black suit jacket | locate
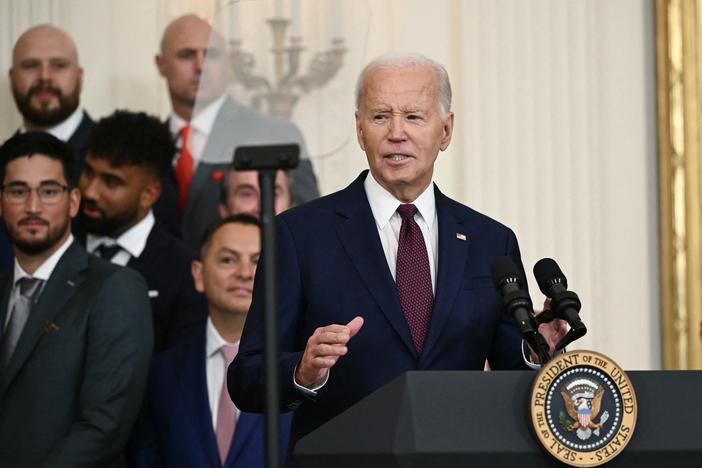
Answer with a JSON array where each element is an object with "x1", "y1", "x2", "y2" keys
[
  {"x1": 66, "y1": 111, "x2": 96, "y2": 183},
  {"x1": 0, "y1": 240, "x2": 153, "y2": 468},
  {"x1": 126, "y1": 222, "x2": 207, "y2": 353}
]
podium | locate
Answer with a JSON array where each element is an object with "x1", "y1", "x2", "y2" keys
[{"x1": 295, "y1": 370, "x2": 702, "y2": 467}]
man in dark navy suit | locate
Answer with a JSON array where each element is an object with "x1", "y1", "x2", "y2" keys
[
  {"x1": 76, "y1": 110, "x2": 205, "y2": 353},
  {"x1": 135, "y1": 215, "x2": 291, "y2": 468},
  {"x1": 229, "y1": 54, "x2": 567, "y2": 460}
]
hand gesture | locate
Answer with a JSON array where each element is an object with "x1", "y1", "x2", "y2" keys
[{"x1": 295, "y1": 316, "x2": 364, "y2": 388}]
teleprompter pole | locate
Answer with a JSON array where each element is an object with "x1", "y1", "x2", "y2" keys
[{"x1": 233, "y1": 144, "x2": 300, "y2": 468}]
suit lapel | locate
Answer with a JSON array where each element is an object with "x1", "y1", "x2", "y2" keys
[
  {"x1": 0, "y1": 241, "x2": 88, "y2": 395},
  {"x1": 177, "y1": 331, "x2": 221, "y2": 467},
  {"x1": 335, "y1": 173, "x2": 417, "y2": 357},
  {"x1": 225, "y1": 412, "x2": 261, "y2": 467},
  {"x1": 420, "y1": 188, "x2": 470, "y2": 362}
]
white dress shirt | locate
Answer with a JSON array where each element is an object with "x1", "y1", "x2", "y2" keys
[
  {"x1": 363, "y1": 171, "x2": 438, "y2": 291},
  {"x1": 205, "y1": 317, "x2": 240, "y2": 430},
  {"x1": 85, "y1": 211, "x2": 155, "y2": 266},
  {"x1": 5, "y1": 235, "x2": 73, "y2": 327},
  {"x1": 294, "y1": 173, "x2": 439, "y2": 394},
  {"x1": 21, "y1": 107, "x2": 84, "y2": 142},
  {"x1": 169, "y1": 94, "x2": 227, "y2": 168}
]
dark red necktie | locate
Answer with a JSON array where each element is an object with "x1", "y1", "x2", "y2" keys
[
  {"x1": 174, "y1": 125, "x2": 194, "y2": 214},
  {"x1": 395, "y1": 204, "x2": 433, "y2": 355}
]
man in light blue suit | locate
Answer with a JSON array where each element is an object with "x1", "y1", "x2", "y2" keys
[
  {"x1": 135, "y1": 215, "x2": 291, "y2": 468},
  {"x1": 229, "y1": 54, "x2": 566, "y2": 464}
]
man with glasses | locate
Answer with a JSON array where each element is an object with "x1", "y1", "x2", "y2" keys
[{"x1": 0, "y1": 132, "x2": 153, "y2": 468}]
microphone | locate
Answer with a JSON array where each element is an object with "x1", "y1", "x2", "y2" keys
[
  {"x1": 490, "y1": 256, "x2": 550, "y2": 365},
  {"x1": 533, "y1": 258, "x2": 587, "y2": 350}
]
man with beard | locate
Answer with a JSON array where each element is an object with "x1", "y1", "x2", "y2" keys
[
  {"x1": 153, "y1": 14, "x2": 320, "y2": 248},
  {"x1": 2, "y1": 25, "x2": 95, "y2": 269},
  {"x1": 0, "y1": 131, "x2": 152, "y2": 468},
  {"x1": 77, "y1": 110, "x2": 206, "y2": 353},
  {"x1": 9, "y1": 24, "x2": 95, "y2": 180}
]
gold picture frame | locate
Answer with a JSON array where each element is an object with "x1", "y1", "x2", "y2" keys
[{"x1": 656, "y1": 0, "x2": 702, "y2": 369}]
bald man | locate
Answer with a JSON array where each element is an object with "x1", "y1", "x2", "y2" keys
[
  {"x1": 9, "y1": 25, "x2": 95, "y2": 179},
  {"x1": 152, "y1": 14, "x2": 320, "y2": 247}
]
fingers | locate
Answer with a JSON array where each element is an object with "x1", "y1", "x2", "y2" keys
[
  {"x1": 346, "y1": 316, "x2": 364, "y2": 337},
  {"x1": 296, "y1": 317, "x2": 364, "y2": 388}
]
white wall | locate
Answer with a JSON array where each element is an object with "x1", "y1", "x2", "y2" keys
[{"x1": 0, "y1": 0, "x2": 660, "y2": 369}]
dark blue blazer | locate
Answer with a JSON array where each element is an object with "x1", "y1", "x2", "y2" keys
[
  {"x1": 135, "y1": 327, "x2": 292, "y2": 468},
  {"x1": 229, "y1": 171, "x2": 529, "y2": 449}
]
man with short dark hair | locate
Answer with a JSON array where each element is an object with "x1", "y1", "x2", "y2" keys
[
  {"x1": 135, "y1": 215, "x2": 291, "y2": 468},
  {"x1": 77, "y1": 110, "x2": 206, "y2": 353},
  {"x1": 218, "y1": 168, "x2": 292, "y2": 218},
  {"x1": 0, "y1": 131, "x2": 152, "y2": 468}
]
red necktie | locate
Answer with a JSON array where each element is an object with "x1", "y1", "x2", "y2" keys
[
  {"x1": 216, "y1": 344, "x2": 238, "y2": 464},
  {"x1": 175, "y1": 125, "x2": 194, "y2": 214},
  {"x1": 395, "y1": 204, "x2": 434, "y2": 355}
]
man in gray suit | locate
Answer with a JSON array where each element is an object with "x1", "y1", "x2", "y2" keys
[
  {"x1": 0, "y1": 132, "x2": 153, "y2": 468},
  {"x1": 153, "y1": 14, "x2": 320, "y2": 248}
]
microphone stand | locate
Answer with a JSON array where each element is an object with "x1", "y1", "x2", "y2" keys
[{"x1": 233, "y1": 144, "x2": 300, "y2": 468}]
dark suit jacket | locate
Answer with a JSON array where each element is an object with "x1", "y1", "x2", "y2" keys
[
  {"x1": 153, "y1": 97, "x2": 320, "y2": 248},
  {"x1": 126, "y1": 222, "x2": 207, "y2": 353},
  {"x1": 74, "y1": 220, "x2": 207, "y2": 354},
  {"x1": 134, "y1": 327, "x2": 292, "y2": 468},
  {"x1": 229, "y1": 171, "x2": 529, "y2": 450},
  {"x1": 67, "y1": 111, "x2": 96, "y2": 182},
  {"x1": 0, "y1": 240, "x2": 153, "y2": 468}
]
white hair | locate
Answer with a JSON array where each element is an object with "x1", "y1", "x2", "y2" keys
[{"x1": 354, "y1": 53, "x2": 452, "y2": 119}]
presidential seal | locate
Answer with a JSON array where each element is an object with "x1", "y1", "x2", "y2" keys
[{"x1": 530, "y1": 350, "x2": 637, "y2": 467}]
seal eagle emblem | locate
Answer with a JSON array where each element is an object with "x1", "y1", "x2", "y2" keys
[
  {"x1": 560, "y1": 379, "x2": 610, "y2": 440},
  {"x1": 530, "y1": 350, "x2": 638, "y2": 467}
]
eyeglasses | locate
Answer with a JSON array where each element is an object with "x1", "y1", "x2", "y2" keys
[{"x1": 1, "y1": 183, "x2": 69, "y2": 205}]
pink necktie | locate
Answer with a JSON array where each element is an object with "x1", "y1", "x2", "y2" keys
[
  {"x1": 395, "y1": 204, "x2": 434, "y2": 355},
  {"x1": 216, "y1": 344, "x2": 238, "y2": 464}
]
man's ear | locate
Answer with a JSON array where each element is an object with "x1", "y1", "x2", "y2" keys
[
  {"x1": 218, "y1": 202, "x2": 229, "y2": 218},
  {"x1": 155, "y1": 54, "x2": 166, "y2": 77},
  {"x1": 439, "y1": 112, "x2": 454, "y2": 151},
  {"x1": 68, "y1": 188, "x2": 81, "y2": 218},
  {"x1": 140, "y1": 180, "x2": 162, "y2": 210},
  {"x1": 191, "y1": 260, "x2": 205, "y2": 293},
  {"x1": 355, "y1": 111, "x2": 366, "y2": 151}
]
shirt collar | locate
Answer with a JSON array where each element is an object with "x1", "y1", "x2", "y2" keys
[
  {"x1": 13, "y1": 235, "x2": 74, "y2": 284},
  {"x1": 21, "y1": 107, "x2": 84, "y2": 143},
  {"x1": 205, "y1": 316, "x2": 239, "y2": 359},
  {"x1": 169, "y1": 94, "x2": 227, "y2": 137},
  {"x1": 86, "y1": 210, "x2": 155, "y2": 258},
  {"x1": 363, "y1": 171, "x2": 436, "y2": 230}
]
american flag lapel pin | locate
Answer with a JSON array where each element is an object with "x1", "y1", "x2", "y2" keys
[{"x1": 456, "y1": 233, "x2": 467, "y2": 241}]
